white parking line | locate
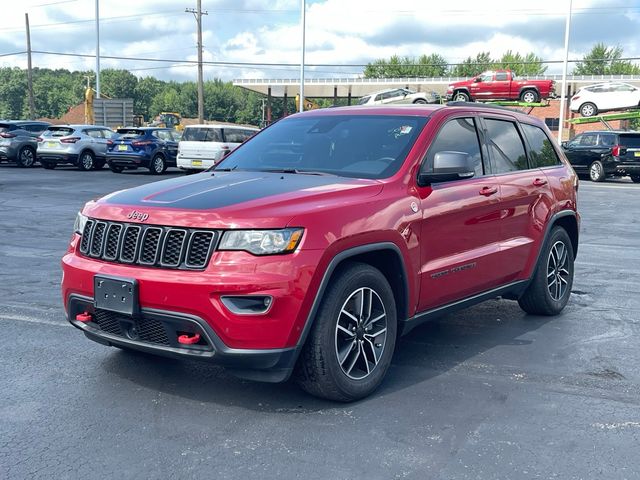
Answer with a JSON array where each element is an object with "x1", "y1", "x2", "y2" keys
[
  {"x1": 579, "y1": 183, "x2": 639, "y2": 190},
  {"x1": 0, "y1": 314, "x2": 70, "y2": 327}
]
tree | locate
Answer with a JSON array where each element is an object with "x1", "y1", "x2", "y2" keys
[
  {"x1": 497, "y1": 51, "x2": 547, "y2": 76},
  {"x1": 574, "y1": 43, "x2": 640, "y2": 75},
  {"x1": 451, "y1": 52, "x2": 494, "y2": 77},
  {"x1": 0, "y1": 68, "x2": 27, "y2": 119},
  {"x1": 364, "y1": 54, "x2": 448, "y2": 78},
  {"x1": 100, "y1": 69, "x2": 138, "y2": 99},
  {"x1": 134, "y1": 76, "x2": 165, "y2": 118}
]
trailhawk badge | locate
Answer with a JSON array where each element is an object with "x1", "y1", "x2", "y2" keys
[{"x1": 127, "y1": 210, "x2": 149, "y2": 222}]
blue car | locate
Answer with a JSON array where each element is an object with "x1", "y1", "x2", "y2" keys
[{"x1": 106, "y1": 127, "x2": 181, "y2": 174}]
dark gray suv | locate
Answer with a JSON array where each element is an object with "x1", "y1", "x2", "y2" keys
[{"x1": 0, "y1": 121, "x2": 51, "y2": 167}]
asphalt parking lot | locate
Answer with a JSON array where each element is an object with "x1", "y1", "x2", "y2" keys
[{"x1": 1, "y1": 165, "x2": 639, "y2": 480}]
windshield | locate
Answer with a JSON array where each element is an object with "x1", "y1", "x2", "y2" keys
[{"x1": 215, "y1": 114, "x2": 429, "y2": 179}]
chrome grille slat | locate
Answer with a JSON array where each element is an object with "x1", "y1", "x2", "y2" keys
[{"x1": 78, "y1": 219, "x2": 216, "y2": 270}]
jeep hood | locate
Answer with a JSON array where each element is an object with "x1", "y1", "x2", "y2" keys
[{"x1": 84, "y1": 170, "x2": 384, "y2": 229}]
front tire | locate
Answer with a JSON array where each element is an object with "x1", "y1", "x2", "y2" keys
[
  {"x1": 17, "y1": 147, "x2": 36, "y2": 167},
  {"x1": 149, "y1": 154, "x2": 166, "y2": 175},
  {"x1": 108, "y1": 163, "x2": 124, "y2": 173},
  {"x1": 295, "y1": 262, "x2": 397, "y2": 402},
  {"x1": 518, "y1": 227, "x2": 574, "y2": 316},
  {"x1": 413, "y1": 98, "x2": 428, "y2": 104},
  {"x1": 580, "y1": 102, "x2": 598, "y2": 117},
  {"x1": 78, "y1": 151, "x2": 95, "y2": 171},
  {"x1": 589, "y1": 160, "x2": 606, "y2": 182},
  {"x1": 453, "y1": 91, "x2": 470, "y2": 102}
]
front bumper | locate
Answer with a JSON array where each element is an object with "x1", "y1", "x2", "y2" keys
[{"x1": 67, "y1": 294, "x2": 297, "y2": 382}]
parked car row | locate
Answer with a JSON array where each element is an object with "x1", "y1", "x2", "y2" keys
[{"x1": 0, "y1": 122, "x2": 259, "y2": 174}]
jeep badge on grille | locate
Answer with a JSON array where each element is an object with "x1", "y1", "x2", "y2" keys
[{"x1": 127, "y1": 210, "x2": 149, "y2": 222}]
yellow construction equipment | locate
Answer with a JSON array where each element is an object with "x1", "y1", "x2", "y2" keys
[
  {"x1": 150, "y1": 112, "x2": 184, "y2": 131},
  {"x1": 295, "y1": 95, "x2": 320, "y2": 111}
]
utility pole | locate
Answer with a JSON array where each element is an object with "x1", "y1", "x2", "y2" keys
[
  {"x1": 25, "y1": 13, "x2": 35, "y2": 120},
  {"x1": 558, "y1": 0, "x2": 572, "y2": 142},
  {"x1": 186, "y1": 1, "x2": 208, "y2": 123},
  {"x1": 95, "y1": 0, "x2": 100, "y2": 98},
  {"x1": 299, "y1": 0, "x2": 306, "y2": 113}
]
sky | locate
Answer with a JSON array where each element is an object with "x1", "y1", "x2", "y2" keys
[{"x1": 0, "y1": 0, "x2": 639, "y2": 83}]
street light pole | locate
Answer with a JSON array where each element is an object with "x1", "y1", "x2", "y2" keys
[
  {"x1": 557, "y1": 0, "x2": 572, "y2": 142},
  {"x1": 299, "y1": 0, "x2": 306, "y2": 113},
  {"x1": 95, "y1": 0, "x2": 100, "y2": 98}
]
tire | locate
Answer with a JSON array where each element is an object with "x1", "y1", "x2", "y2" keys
[
  {"x1": 78, "y1": 151, "x2": 95, "y2": 171},
  {"x1": 41, "y1": 161, "x2": 56, "y2": 170},
  {"x1": 149, "y1": 154, "x2": 166, "y2": 175},
  {"x1": 520, "y1": 90, "x2": 539, "y2": 103},
  {"x1": 589, "y1": 160, "x2": 606, "y2": 182},
  {"x1": 413, "y1": 98, "x2": 428, "y2": 104},
  {"x1": 93, "y1": 159, "x2": 105, "y2": 170},
  {"x1": 109, "y1": 164, "x2": 124, "y2": 173},
  {"x1": 630, "y1": 175, "x2": 640, "y2": 183},
  {"x1": 17, "y1": 147, "x2": 36, "y2": 167},
  {"x1": 580, "y1": 102, "x2": 598, "y2": 117},
  {"x1": 295, "y1": 262, "x2": 397, "y2": 402},
  {"x1": 453, "y1": 91, "x2": 470, "y2": 102},
  {"x1": 518, "y1": 226, "x2": 574, "y2": 316}
]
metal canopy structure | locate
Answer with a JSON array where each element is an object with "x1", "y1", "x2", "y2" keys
[{"x1": 233, "y1": 74, "x2": 640, "y2": 99}]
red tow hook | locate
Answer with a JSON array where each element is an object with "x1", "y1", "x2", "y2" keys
[
  {"x1": 76, "y1": 311, "x2": 92, "y2": 323},
  {"x1": 178, "y1": 333, "x2": 201, "y2": 345}
]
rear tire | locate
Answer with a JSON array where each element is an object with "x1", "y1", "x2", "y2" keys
[
  {"x1": 413, "y1": 99, "x2": 428, "y2": 104},
  {"x1": 518, "y1": 226, "x2": 574, "y2": 316},
  {"x1": 41, "y1": 161, "x2": 56, "y2": 170},
  {"x1": 589, "y1": 160, "x2": 606, "y2": 182},
  {"x1": 295, "y1": 262, "x2": 397, "y2": 402},
  {"x1": 520, "y1": 90, "x2": 539, "y2": 103},
  {"x1": 580, "y1": 102, "x2": 598, "y2": 117},
  {"x1": 149, "y1": 154, "x2": 166, "y2": 175},
  {"x1": 630, "y1": 175, "x2": 640, "y2": 183},
  {"x1": 17, "y1": 147, "x2": 36, "y2": 167},
  {"x1": 93, "y1": 159, "x2": 105, "y2": 170},
  {"x1": 78, "y1": 151, "x2": 95, "y2": 171},
  {"x1": 109, "y1": 164, "x2": 124, "y2": 173}
]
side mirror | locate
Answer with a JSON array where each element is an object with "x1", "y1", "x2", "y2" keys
[
  {"x1": 560, "y1": 141, "x2": 568, "y2": 148},
  {"x1": 474, "y1": 77, "x2": 482, "y2": 83},
  {"x1": 418, "y1": 151, "x2": 476, "y2": 186}
]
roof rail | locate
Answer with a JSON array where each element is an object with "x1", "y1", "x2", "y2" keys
[{"x1": 446, "y1": 101, "x2": 520, "y2": 113}]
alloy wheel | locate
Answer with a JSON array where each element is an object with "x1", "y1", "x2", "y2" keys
[
  {"x1": 81, "y1": 153, "x2": 94, "y2": 170},
  {"x1": 547, "y1": 240, "x2": 570, "y2": 301},
  {"x1": 334, "y1": 287, "x2": 388, "y2": 380},
  {"x1": 589, "y1": 162, "x2": 603, "y2": 181},
  {"x1": 522, "y1": 91, "x2": 536, "y2": 103},
  {"x1": 20, "y1": 148, "x2": 35, "y2": 167}
]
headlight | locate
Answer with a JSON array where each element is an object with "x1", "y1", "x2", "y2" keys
[
  {"x1": 219, "y1": 228, "x2": 304, "y2": 255},
  {"x1": 74, "y1": 211, "x2": 88, "y2": 234}
]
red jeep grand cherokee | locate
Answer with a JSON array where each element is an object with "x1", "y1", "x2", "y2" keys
[{"x1": 62, "y1": 104, "x2": 579, "y2": 401}]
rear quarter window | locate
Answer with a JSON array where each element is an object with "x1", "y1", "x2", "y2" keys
[
  {"x1": 484, "y1": 118, "x2": 529, "y2": 173},
  {"x1": 521, "y1": 123, "x2": 562, "y2": 168},
  {"x1": 619, "y1": 134, "x2": 640, "y2": 149}
]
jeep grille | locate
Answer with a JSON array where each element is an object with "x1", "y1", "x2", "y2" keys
[{"x1": 79, "y1": 219, "x2": 217, "y2": 270}]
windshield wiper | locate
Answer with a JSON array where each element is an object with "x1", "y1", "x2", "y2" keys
[
  {"x1": 213, "y1": 165, "x2": 239, "y2": 172},
  {"x1": 263, "y1": 168, "x2": 336, "y2": 176}
]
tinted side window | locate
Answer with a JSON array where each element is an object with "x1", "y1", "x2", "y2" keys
[
  {"x1": 421, "y1": 117, "x2": 484, "y2": 177},
  {"x1": 495, "y1": 72, "x2": 508, "y2": 81},
  {"x1": 580, "y1": 134, "x2": 597, "y2": 146},
  {"x1": 85, "y1": 129, "x2": 103, "y2": 139},
  {"x1": 484, "y1": 118, "x2": 528, "y2": 173},
  {"x1": 25, "y1": 123, "x2": 47, "y2": 133},
  {"x1": 521, "y1": 124, "x2": 561, "y2": 168},
  {"x1": 182, "y1": 128, "x2": 222, "y2": 142}
]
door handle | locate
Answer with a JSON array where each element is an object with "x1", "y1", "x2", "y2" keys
[
  {"x1": 533, "y1": 178, "x2": 548, "y2": 187},
  {"x1": 479, "y1": 186, "x2": 498, "y2": 196}
]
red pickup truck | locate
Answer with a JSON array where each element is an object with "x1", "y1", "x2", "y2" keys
[{"x1": 446, "y1": 70, "x2": 556, "y2": 103}]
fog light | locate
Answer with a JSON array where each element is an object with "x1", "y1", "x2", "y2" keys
[{"x1": 220, "y1": 295, "x2": 273, "y2": 315}]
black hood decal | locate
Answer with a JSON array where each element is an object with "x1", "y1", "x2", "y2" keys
[{"x1": 103, "y1": 171, "x2": 355, "y2": 210}]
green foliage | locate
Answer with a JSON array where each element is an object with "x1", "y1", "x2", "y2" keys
[
  {"x1": 450, "y1": 51, "x2": 546, "y2": 77},
  {"x1": 134, "y1": 76, "x2": 166, "y2": 120},
  {"x1": 100, "y1": 69, "x2": 138, "y2": 99},
  {"x1": 574, "y1": 43, "x2": 640, "y2": 75},
  {"x1": 451, "y1": 52, "x2": 494, "y2": 77},
  {"x1": 364, "y1": 54, "x2": 448, "y2": 78},
  {"x1": 0, "y1": 68, "x2": 27, "y2": 119}
]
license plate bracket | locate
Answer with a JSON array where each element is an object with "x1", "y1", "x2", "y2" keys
[{"x1": 94, "y1": 275, "x2": 139, "y2": 316}]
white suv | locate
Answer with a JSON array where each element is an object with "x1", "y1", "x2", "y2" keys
[
  {"x1": 357, "y1": 88, "x2": 441, "y2": 106},
  {"x1": 570, "y1": 82, "x2": 640, "y2": 117},
  {"x1": 177, "y1": 124, "x2": 259, "y2": 172}
]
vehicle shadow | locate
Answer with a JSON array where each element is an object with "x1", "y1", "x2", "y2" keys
[{"x1": 101, "y1": 297, "x2": 556, "y2": 411}]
